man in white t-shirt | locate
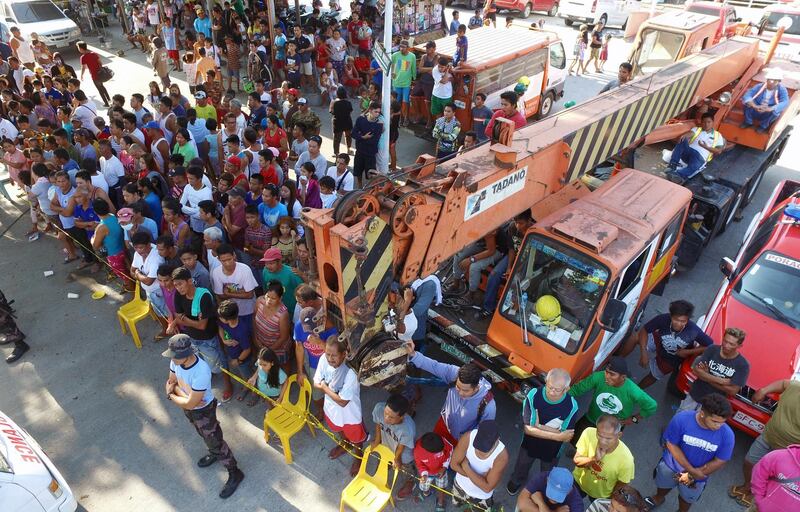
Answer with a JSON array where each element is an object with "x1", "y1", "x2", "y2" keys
[
  {"x1": 98, "y1": 139, "x2": 123, "y2": 189},
  {"x1": 71, "y1": 90, "x2": 100, "y2": 135},
  {"x1": 210, "y1": 244, "x2": 258, "y2": 322},
  {"x1": 314, "y1": 336, "x2": 366, "y2": 477},
  {"x1": 130, "y1": 232, "x2": 166, "y2": 299},
  {"x1": 0, "y1": 117, "x2": 19, "y2": 140},
  {"x1": 430, "y1": 58, "x2": 453, "y2": 123},
  {"x1": 667, "y1": 113, "x2": 725, "y2": 181},
  {"x1": 326, "y1": 153, "x2": 354, "y2": 194}
]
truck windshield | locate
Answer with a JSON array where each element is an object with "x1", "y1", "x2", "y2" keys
[
  {"x1": 0, "y1": 449, "x2": 10, "y2": 473},
  {"x1": 499, "y1": 235, "x2": 609, "y2": 354},
  {"x1": 687, "y1": 6, "x2": 721, "y2": 17},
  {"x1": 733, "y1": 251, "x2": 800, "y2": 329},
  {"x1": 634, "y1": 29, "x2": 686, "y2": 76},
  {"x1": 760, "y1": 13, "x2": 800, "y2": 36},
  {"x1": 12, "y1": 1, "x2": 65, "y2": 24}
]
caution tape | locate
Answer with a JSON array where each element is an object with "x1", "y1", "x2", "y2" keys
[
  {"x1": 6, "y1": 186, "x2": 496, "y2": 511},
  {"x1": 219, "y1": 366, "x2": 496, "y2": 512}
]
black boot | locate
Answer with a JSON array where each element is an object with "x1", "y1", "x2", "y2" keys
[
  {"x1": 6, "y1": 339, "x2": 29, "y2": 363},
  {"x1": 219, "y1": 468, "x2": 244, "y2": 499}
]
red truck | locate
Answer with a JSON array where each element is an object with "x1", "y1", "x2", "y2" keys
[
  {"x1": 676, "y1": 180, "x2": 800, "y2": 436},
  {"x1": 684, "y1": 0, "x2": 740, "y2": 44},
  {"x1": 494, "y1": 0, "x2": 560, "y2": 18}
]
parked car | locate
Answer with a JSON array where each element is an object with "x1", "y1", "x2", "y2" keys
[
  {"x1": 676, "y1": 180, "x2": 800, "y2": 437},
  {"x1": 0, "y1": 0, "x2": 80, "y2": 49},
  {"x1": 684, "y1": 0, "x2": 740, "y2": 43},
  {"x1": 494, "y1": 0, "x2": 560, "y2": 19},
  {"x1": 0, "y1": 410, "x2": 78, "y2": 511},
  {"x1": 558, "y1": 0, "x2": 642, "y2": 29}
]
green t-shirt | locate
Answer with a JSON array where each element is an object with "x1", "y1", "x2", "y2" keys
[
  {"x1": 195, "y1": 104, "x2": 217, "y2": 121},
  {"x1": 765, "y1": 381, "x2": 800, "y2": 449},
  {"x1": 262, "y1": 264, "x2": 303, "y2": 314},
  {"x1": 569, "y1": 371, "x2": 658, "y2": 424},
  {"x1": 173, "y1": 141, "x2": 197, "y2": 162},
  {"x1": 391, "y1": 51, "x2": 417, "y2": 88}
]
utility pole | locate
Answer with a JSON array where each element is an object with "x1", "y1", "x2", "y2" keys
[{"x1": 378, "y1": 0, "x2": 393, "y2": 172}]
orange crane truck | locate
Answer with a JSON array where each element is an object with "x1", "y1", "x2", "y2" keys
[{"x1": 301, "y1": 34, "x2": 798, "y2": 397}]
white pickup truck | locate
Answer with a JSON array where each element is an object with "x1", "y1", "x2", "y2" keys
[{"x1": 0, "y1": 411, "x2": 77, "y2": 512}]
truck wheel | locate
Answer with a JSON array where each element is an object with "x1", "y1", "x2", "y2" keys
[
  {"x1": 564, "y1": 18, "x2": 574, "y2": 26},
  {"x1": 548, "y1": 4, "x2": 559, "y2": 17},
  {"x1": 521, "y1": 3, "x2": 532, "y2": 17},
  {"x1": 537, "y1": 91, "x2": 555, "y2": 119}
]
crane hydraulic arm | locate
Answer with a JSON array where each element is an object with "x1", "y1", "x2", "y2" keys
[{"x1": 302, "y1": 36, "x2": 761, "y2": 368}]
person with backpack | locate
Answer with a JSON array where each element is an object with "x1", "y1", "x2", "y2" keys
[
  {"x1": 77, "y1": 41, "x2": 111, "y2": 107},
  {"x1": 403, "y1": 340, "x2": 495, "y2": 446}
]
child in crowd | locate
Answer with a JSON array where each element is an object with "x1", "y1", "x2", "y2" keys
[
  {"x1": 247, "y1": 347, "x2": 287, "y2": 407},
  {"x1": 217, "y1": 299, "x2": 254, "y2": 401},
  {"x1": 413, "y1": 432, "x2": 453, "y2": 510},
  {"x1": 205, "y1": 118, "x2": 220, "y2": 178},
  {"x1": 271, "y1": 216, "x2": 297, "y2": 266},
  {"x1": 569, "y1": 25, "x2": 589, "y2": 75},
  {"x1": 371, "y1": 394, "x2": 417, "y2": 499},
  {"x1": 599, "y1": 33, "x2": 612, "y2": 72},
  {"x1": 318, "y1": 176, "x2": 337, "y2": 208},
  {"x1": 285, "y1": 42, "x2": 301, "y2": 89},
  {"x1": 298, "y1": 161, "x2": 322, "y2": 209},
  {"x1": 182, "y1": 52, "x2": 200, "y2": 94},
  {"x1": 454, "y1": 24, "x2": 468, "y2": 68},
  {"x1": 314, "y1": 336, "x2": 366, "y2": 477}
]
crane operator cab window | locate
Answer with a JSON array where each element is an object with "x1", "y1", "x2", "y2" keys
[
  {"x1": 633, "y1": 28, "x2": 686, "y2": 76},
  {"x1": 499, "y1": 235, "x2": 609, "y2": 354}
]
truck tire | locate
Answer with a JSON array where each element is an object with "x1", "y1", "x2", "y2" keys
[
  {"x1": 537, "y1": 91, "x2": 555, "y2": 119},
  {"x1": 521, "y1": 3, "x2": 532, "y2": 17},
  {"x1": 564, "y1": 18, "x2": 574, "y2": 26},
  {"x1": 548, "y1": 3, "x2": 559, "y2": 16}
]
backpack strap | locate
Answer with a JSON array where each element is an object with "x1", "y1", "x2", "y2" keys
[{"x1": 477, "y1": 389, "x2": 494, "y2": 422}]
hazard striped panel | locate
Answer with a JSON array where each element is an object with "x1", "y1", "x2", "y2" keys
[
  {"x1": 339, "y1": 216, "x2": 395, "y2": 308},
  {"x1": 565, "y1": 68, "x2": 706, "y2": 183}
]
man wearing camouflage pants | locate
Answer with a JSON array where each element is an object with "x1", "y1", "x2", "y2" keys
[{"x1": 164, "y1": 334, "x2": 244, "y2": 499}]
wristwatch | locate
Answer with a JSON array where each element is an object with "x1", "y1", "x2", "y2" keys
[{"x1": 470, "y1": 256, "x2": 476, "y2": 263}]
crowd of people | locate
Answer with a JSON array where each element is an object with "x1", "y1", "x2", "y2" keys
[{"x1": 1, "y1": 1, "x2": 799, "y2": 511}]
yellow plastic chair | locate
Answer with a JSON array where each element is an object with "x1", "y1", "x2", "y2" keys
[
  {"x1": 263, "y1": 374, "x2": 315, "y2": 464},
  {"x1": 116, "y1": 282, "x2": 157, "y2": 349},
  {"x1": 340, "y1": 444, "x2": 398, "y2": 512}
]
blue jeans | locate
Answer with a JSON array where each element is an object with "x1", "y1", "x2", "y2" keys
[
  {"x1": 482, "y1": 255, "x2": 509, "y2": 313},
  {"x1": 669, "y1": 138, "x2": 706, "y2": 179},
  {"x1": 189, "y1": 335, "x2": 228, "y2": 374},
  {"x1": 744, "y1": 106, "x2": 780, "y2": 129}
]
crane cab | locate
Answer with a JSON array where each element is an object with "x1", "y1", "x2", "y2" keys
[{"x1": 485, "y1": 169, "x2": 691, "y2": 383}]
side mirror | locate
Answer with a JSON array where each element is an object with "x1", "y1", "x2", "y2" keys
[
  {"x1": 720, "y1": 257, "x2": 735, "y2": 278},
  {"x1": 599, "y1": 298, "x2": 626, "y2": 332},
  {"x1": 735, "y1": 17, "x2": 742, "y2": 22}
]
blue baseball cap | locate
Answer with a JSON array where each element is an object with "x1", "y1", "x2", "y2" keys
[
  {"x1": 144, "y1": 120, "x2": 160, "y2": 130},
  {"x1": 546, "y1": 467, "x2": 574, "y2": 503}
]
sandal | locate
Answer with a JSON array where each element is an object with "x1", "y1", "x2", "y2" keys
[
  {"x1": 644, "y1": 497, "x2": 662, "y2": 509},
  {"x1": 246, "y1": 395, "x2": 259, "y2": 407},
  {"x1": 237, "y1": 388, "x2": 249, "y2": 401},
  {"x1": 221, "y1": 390, "x2": 233, "y2": 403},
  {"x1": 728, "y1": 485, "x2": 749, "y2": 500},
  {"x1": 735, "y1": 493, "x2": 754, "y2": 507}
]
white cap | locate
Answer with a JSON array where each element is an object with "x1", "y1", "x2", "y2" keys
[{"x1": 765, "y1": 68, "x2": 784, "y2": 81}]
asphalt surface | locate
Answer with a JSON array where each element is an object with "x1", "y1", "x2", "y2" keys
[{"x1": 0, "y1": 11, "x2": 797, "y2": 512}]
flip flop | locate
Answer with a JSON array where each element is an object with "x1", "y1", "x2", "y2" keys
[
  {"x1": 246, "y1": 395, "x2": 259, "y2": 407},
  {"x1": 735, "y1": 493, "x2": 754, "y2": 508},
  {"x1": 728, "y1": 485, "x2": 749, "y2": 500},
  {"x1": 644, "y1": 497, "x2": 662, "y2": 509}
]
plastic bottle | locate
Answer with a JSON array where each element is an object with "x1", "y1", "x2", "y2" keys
[{"x1": 564, "y1": 100, "x2": 576, "y2": 108}]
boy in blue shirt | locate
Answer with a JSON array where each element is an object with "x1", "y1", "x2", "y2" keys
[{"x1": 645, "y1": 393, "x2": 734, "y2": 510}]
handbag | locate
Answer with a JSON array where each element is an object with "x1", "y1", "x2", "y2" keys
[{"x1": 97, "y1": 66, "x2": 114, "y2": 83}]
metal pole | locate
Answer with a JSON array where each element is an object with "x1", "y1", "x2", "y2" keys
[
  {"x1": 294, "y1": 0, "x2": 301, "y2": 27},
  {"x1": 116, "y1": 0, "x2": 128, "y2": 33},
  {"x1": 379, "y1": 0, "x2": 393, "y2": 172}
]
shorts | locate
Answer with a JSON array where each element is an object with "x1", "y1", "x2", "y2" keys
[
  {"x1": 190, "y1": 335, "x2": 228, "y2": 374},
  {"x1": 590, "y1": 46, "x2": 600, "y2": 58},
  {"x1": 677, "y1": 394, "x2": 701, "y2": 413},
  {"x1": 352, "y1": 151, "x2": 376, "y2": 178},
  {"x1": 227, "y1": 67, "x2": 240, "y2": 78},
  {"x1": 324, "y1": 414, "x2": 368, "y2": 444},
  {"x1": 301, "y1": 61, "x2": 313, "y2": 75},
  {"x1": 303, "y1": 352, "x2": 324, "y2": 400},
  {"x1": 452, "y1": 479, "x2": 494, "y2": 509},
  {"x1": 745, "y1": 434, "x2": 773, "y2": 465},
  {"x1": 393, "y1": 86, "x2": 410, "y2": 103},
  {"x1": 274, "y1": 59, "x2": 285, "y2": 70},
  {"x1": 431, "y1": 95, "x2": 451, "y2": 116},
  {"x1": 418, "y1": 470, "x2": 448, "y2": 495},
  {"x1": 654, "y1": 459, "x2": 706, "y2": 504},
  {"x1": 646, "y1": 335, "x2": 671, "y2": 380},
  {"x1": 148, "y1": 287, "x2": 169, "y2": 318},
  {"x1": 167, "y1": 50, "x2": 179, "y2": 60}
]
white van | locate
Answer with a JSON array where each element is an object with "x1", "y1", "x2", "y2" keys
[
  {"x1": 558, "y1": 0, "x2": 642, "y2": 29},
  {"x1": 0, "y1": 411, "x2": 78, "y2": 512},
  {"x1": 0, "y1": 0, "x2": 80, "y2": 48}
]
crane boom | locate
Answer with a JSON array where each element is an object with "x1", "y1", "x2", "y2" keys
[{"x1": 303, "y1": 36, "x2": 762, "y2": 361}]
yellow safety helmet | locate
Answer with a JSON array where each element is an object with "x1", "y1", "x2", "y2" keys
[{"x1": 535, "y1": 295, "x2": 561, "y2": 326}]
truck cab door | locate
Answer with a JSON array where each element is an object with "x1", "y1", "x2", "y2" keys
[
  {"x1": 452, "y1": 72, "x2": 475, "y2": 130},
  {"x1": 547, "y1": 42, "x2": 567, "y2": 98},
  {"x1": 593, "y1": 241, "x2": 658, "y2": 369}
]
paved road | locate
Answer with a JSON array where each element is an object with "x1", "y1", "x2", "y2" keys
[{"x1": 0, "y1": 15, "x2": 797, "y2": 512}]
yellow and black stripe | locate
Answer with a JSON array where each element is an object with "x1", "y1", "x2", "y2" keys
[
  {"x1": 565, "y1": 68, "x2": 706, "y2": 183},
  {"x1": 339, "y1": 217, "x2": 395, "y2": 308}
]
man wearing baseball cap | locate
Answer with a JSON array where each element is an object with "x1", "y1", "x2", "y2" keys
[
  {"x1": 294, "y1": 305, "x2": 338, "y2": 417},
  {"x1": 164, "y1": 334, "x2": 244, "y2": 498},
  {"x1": 260, "y1": 247, "x2": 303, "y2": 314},
  {"x1": 194, "y1": 90, "x2": 217, "y2": 121},
  {"x1": 290, "y1": 97, "x2": 321, "y2": 136},
  {"x1": 450, "y1": 419, "x2": 509, "y2": 509},
  {"x1": 569, "y1": 355, "x2": 657, "y2": 443},
  {"x1": 516, "y1": 467, "x2": 583, "y2": 511}
]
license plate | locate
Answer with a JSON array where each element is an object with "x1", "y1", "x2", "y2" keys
[{"x1": 733, "y1": 411, "x2": 765, "y2": 433}]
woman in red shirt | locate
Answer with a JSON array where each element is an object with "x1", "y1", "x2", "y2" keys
[
  {"x1": 258, "y1": 149, "x2": 281, "y2": 187},
  {"x1": 262, "y1": 115, "x2": 288, "y2": 162}
]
